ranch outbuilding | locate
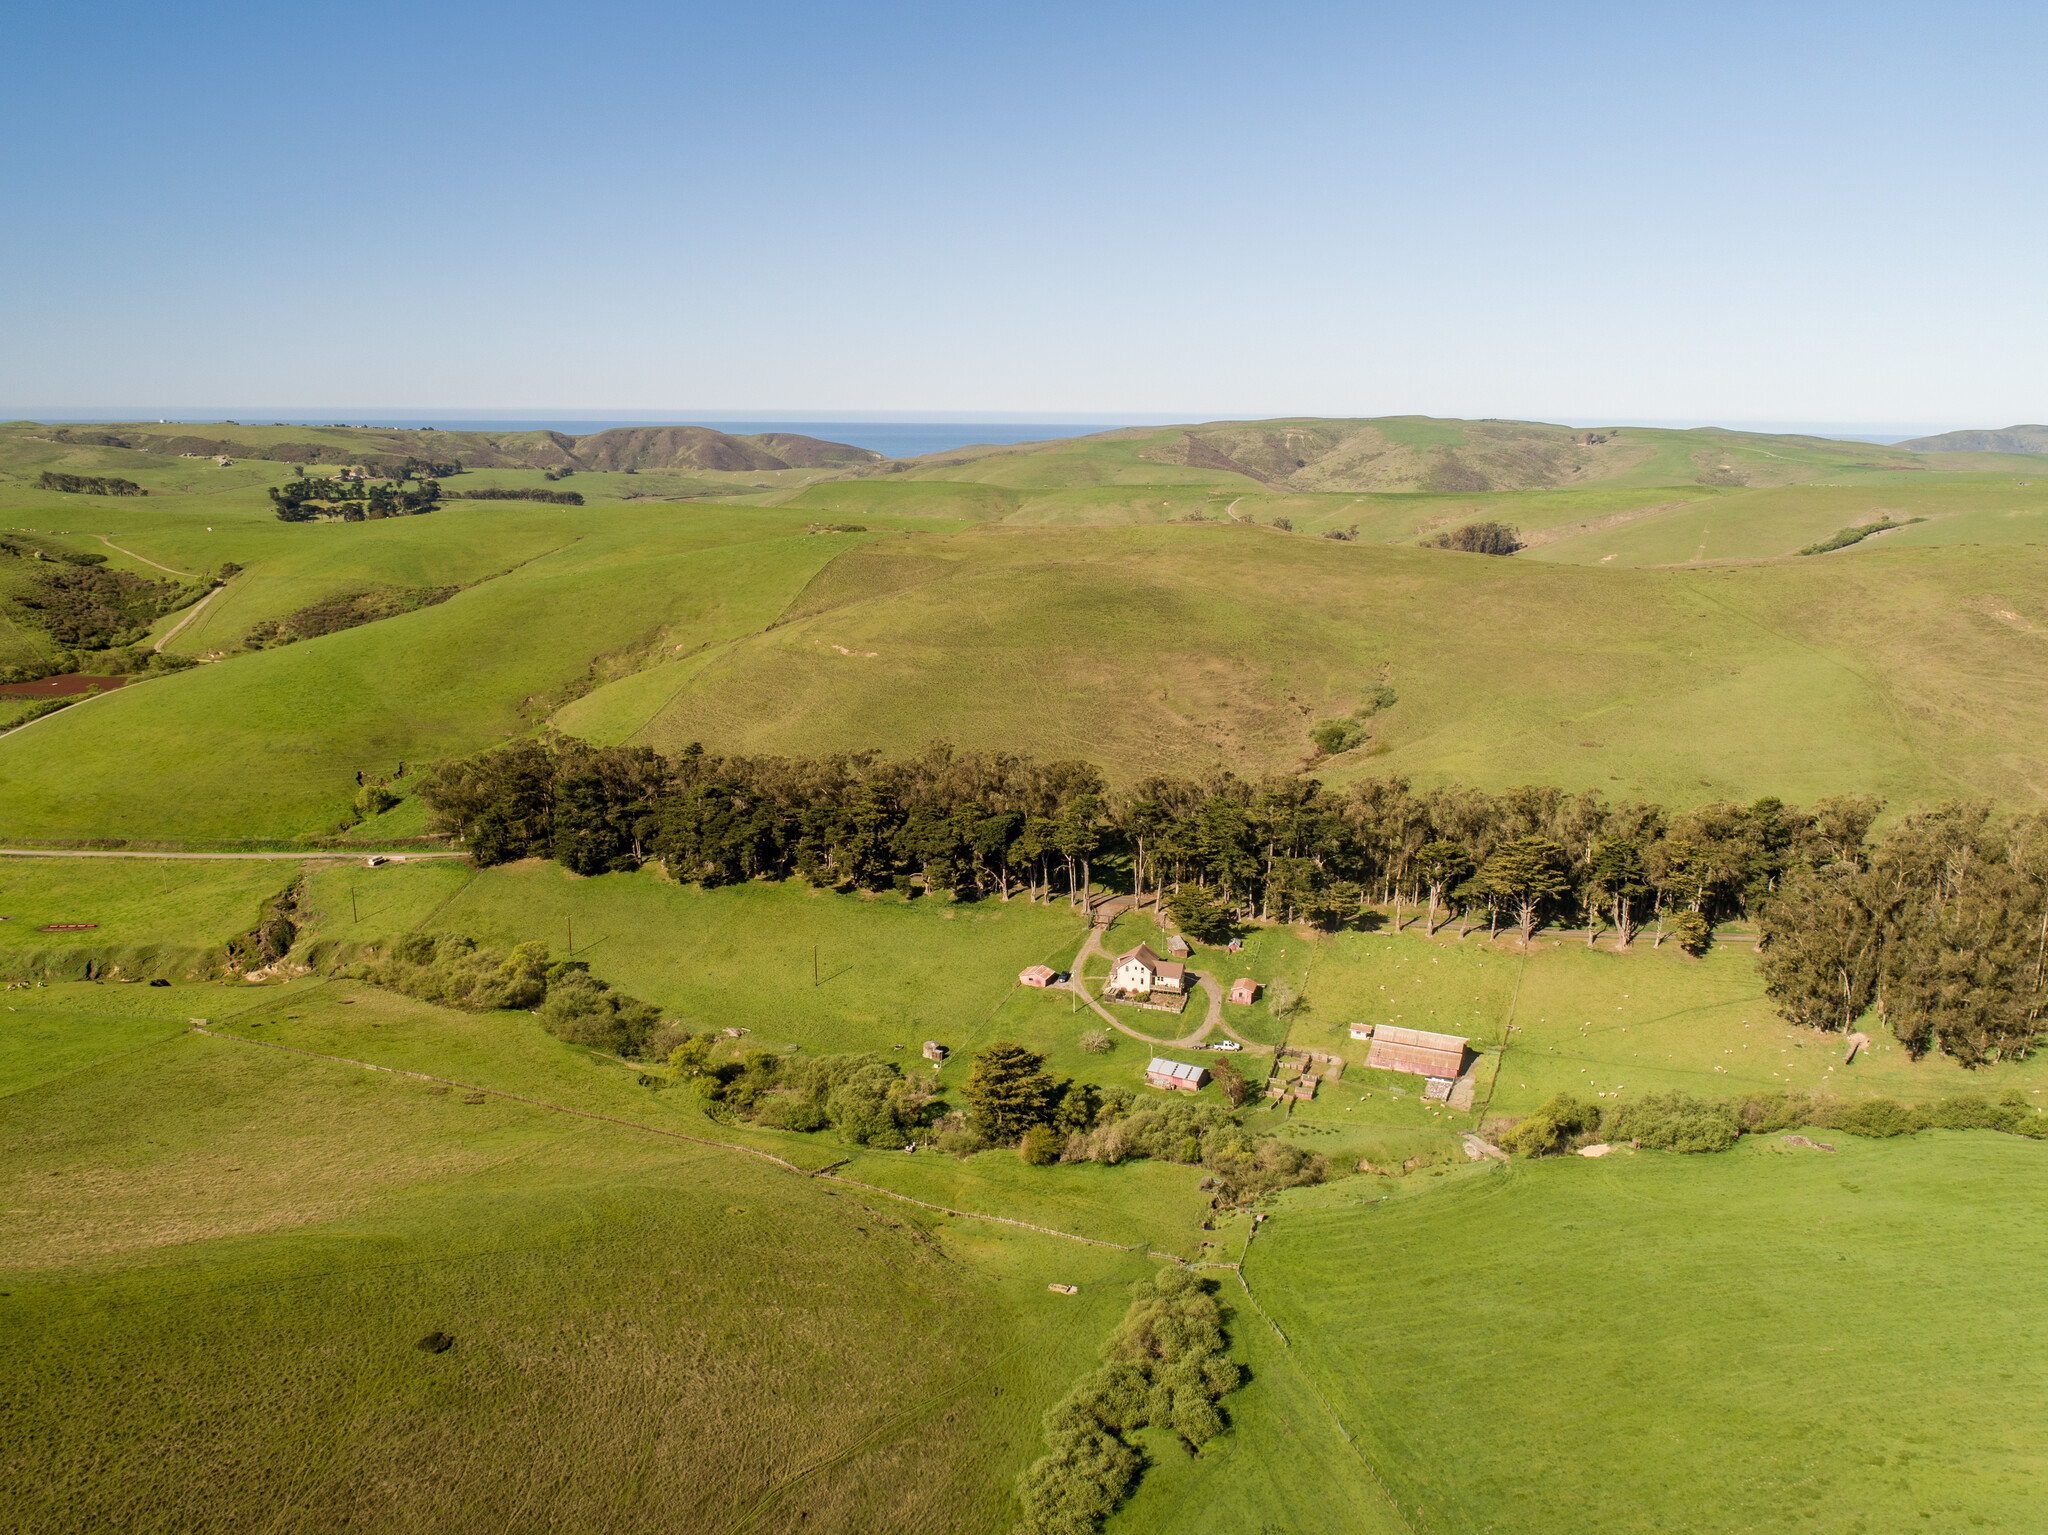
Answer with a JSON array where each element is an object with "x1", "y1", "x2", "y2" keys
[
  {"x1": 1364, "y1": 1025, "x2": 1469, "y2": 1080},
  {"x1": 1145, "y1": 1057, "x2": 1207, "y2": 1092},
  {"x1": 1019, "y1": 964, "x2": 1055, "y2": 988}
]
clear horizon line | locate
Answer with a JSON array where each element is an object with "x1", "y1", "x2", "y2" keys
[{"x1": 0, "y1": 407, "x2": 2001, "y2": 436}]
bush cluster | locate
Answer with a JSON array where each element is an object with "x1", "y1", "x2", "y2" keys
[
  {"x1": 242, "y1": 585, "x2": 457, "y2": 650},
  {"x1": 688, "y1": 1047, "x2": 939, "y2": 1146},
  {"x1": 1309, "y1": 682, "x2": 1398, "y2": 758},
  {"x1": 1015, "y1": 1268, "x2": 1240, "y2": 1535},
  {"x1": 1426, "y1": 520, "x2": 1522, "y2": 555},
  {"x1": 2, "y1": 545, "x2": 207, "y2": 651},
  {"x1": 350, "y1": 933, "x2": 666, "y2": 1055},
  {"x1": 1489, "y1": 1085, "x2": 2048, "y2": 1159}
]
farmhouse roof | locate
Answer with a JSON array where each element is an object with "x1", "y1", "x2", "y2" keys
[
  {"x1": 1146, "y1": 1057, "x2": 1204, "y2": 1084},
  {"x1": 1365, "y1": 1025, "x2": 1468, "y2": 1079},
  {"x1": 1154, "y1": 960, "x2": 1185, "y2": 984},
  {"x1": 1117, "y1": 943, "x2": 1165, "y2": 971}
]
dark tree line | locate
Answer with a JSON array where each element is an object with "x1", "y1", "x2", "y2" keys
[
  {"x1": 271, "y1": 472, "x2": 441, "y2": 522},
  {"x1": 415, "y1": 736, "x2": 2043, "y2": 1063},
  {"x1": 38, "y1": 472, "x2": 146, "y2": 496},
  {"x1": 1758, "y1": 803, "x2": 2048, "y2": 1065},
  {"x1": 451, "y1": 487, "x2": 585, "y2": 506}
]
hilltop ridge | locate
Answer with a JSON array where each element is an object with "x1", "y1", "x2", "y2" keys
[
  {"x1": 1895, "y1": 424, "x2": 2048, "y2": 454},
  {"x1": 34, "y1": 422, "x2": 880, "y2": 476}
]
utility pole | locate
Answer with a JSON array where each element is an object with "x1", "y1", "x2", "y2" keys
[
  {"x1": 813, "y1": 944, "x2": 819, "y2": 987},
  {"x1": 350, "y1": 887, "x2": 358, "y2": 923}
]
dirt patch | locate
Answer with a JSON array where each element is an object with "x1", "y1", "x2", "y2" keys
[
  {"x1": 1517, "y1": 501, "x2": 1699, "y2": 549},
  {"x1": 0, "y1": 674, "x2": 129, "y2": 698}
]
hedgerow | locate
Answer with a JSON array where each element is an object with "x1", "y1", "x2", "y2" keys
[
  {"x1": 1014, "y1": 1267, "x2": 1240, "y2": 1535},
  {"x1": 1487, "y1": 1086, "x2": 2048, "y2": 1158}
]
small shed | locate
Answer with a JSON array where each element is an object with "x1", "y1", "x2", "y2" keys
[
  {"x1": 1365, "y1": 1025, "x2": 1468, "y2": 1079},
  {"x1": 1166, "y1": 935, "x2": 1191, "y2": 959},
  {"x1": 1145, "y1": 1057, "x2": 1208, "y2": 1092},
  {"x1": 922, "y1": 1040, "x2": 947, "y2": 1062},
  {"x1": 1019, "y1": 964, "x2": 1055, "y2": 988},
  {"x1": 1228, "y1": 977, "x2": 1259, "y2": 1005},
  {"x1": 1348, "y1": 1021, "x2": 1373, "y2": 1041}
]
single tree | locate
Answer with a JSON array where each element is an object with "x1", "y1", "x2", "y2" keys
[
  {"x1": 1479, "y1": 836, "x2": 1570, "y2": 946},
  {"x1": 1587, "y1": 838, "x2": 1648, "y2": 949},
  {"x1": 962, "y1": 1041, "x2": 1058, "y2": 1142},
  {"x1": 1414, "y1": 840, "x2": 1473, "y2": 936},
  {"x1": 1210, "y1": 1055, "x2": 1247, "y2": 1108}
]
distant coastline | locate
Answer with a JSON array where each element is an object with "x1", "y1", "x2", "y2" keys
[{"x1": 8, "y1": 417, "x2": 1138, "y2": 459}]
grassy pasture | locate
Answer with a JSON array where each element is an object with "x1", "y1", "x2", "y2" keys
[
  {"x1": 1251, "y1": 1133, "x2": 2048, "y2": 1534},
  {"x1": 583, "y1": 524, "x2": 2048, "y2": 812},
  {"x1": 416, "y1": 861, "x2": 1087, "y2": 1055},
  {"x1": 0, "y1": 990, "x2": 1156, "y2": 1534},
  {"x1": 0, "y1": 508, "x2": 850, "y2": 842},
  {"x1": 18, "y1": 853, "x2": 2043, "y2": 1124},
  {"x1": 1526, "y1": 477, "x2": 2048, "y2": 566},
  {"x1": 0, "y1": 854, "x2": 288, "y2": 934}
]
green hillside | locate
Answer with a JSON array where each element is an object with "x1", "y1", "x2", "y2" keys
[
  {"x1": 2, "y1": 413, "x2": 2045, "y2": 846},
  {"x1": 567, "y1": 526, "x2": 2048, "y2": 813}
]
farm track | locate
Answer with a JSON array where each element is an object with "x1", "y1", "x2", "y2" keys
[
  {"x1": 97, "y1": 533, "x2": 197, "y2": 577},
  {"x1": 185, "y1": 1023, "x2": 1180, "y2": 1256},
  {"x1": 1062, "y1": 897, "x2": 1268, "y2": 1053},
  {"x1": 153, "y1": 582, "x2": 224, "y2": 652}
]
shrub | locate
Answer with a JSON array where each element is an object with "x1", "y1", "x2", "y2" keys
[
  {"x1": 1020, "y1": 1124, "x2": 1064, "y2": 1165},
  {"x1": 1604, "y1": 1091, "x2": 1741, "y2": 1152},
  {"x1": 1498, "y1": 1092, "x2": 1601, "y2": 1156},
  {"x1": 1425, "y1": 520, "x2": 1522, "y2": 555},
  {"x1": 1309, "y1": 718, "x2": 1364, "y2": 756},
  {"x1": 355, "y1": 783, "x2": 400, "y2": 817},
  {"x1": 1079, "y1": 1028, "x2": 1113, "y2": 1054},
  {"x1": 1669, "y1": 910, "x2": 1713, "y2": 956},
  {"x1": 1818, "y1": 1096, "x2": 1924, "y2": 1138}
]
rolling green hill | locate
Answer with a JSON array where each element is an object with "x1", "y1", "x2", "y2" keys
[
  {"x1": 19, "y1": 420, "x2": 880, "y2": 474},
  {"x1": 566, "y1": 526, "x2": 2048, "y2": 813},
  {"x1": 2, "y1": 414, "x2": 2045, "y2": 845}
]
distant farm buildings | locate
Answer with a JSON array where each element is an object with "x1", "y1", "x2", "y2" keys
[
  {"x1": 1165, "y1": 935, "x2": 1191, "y2": 959},
  {"x1": 1110, "y1": 943, "x2": 1185, "y2": 997},
  {"x1": 1349, "y1": 1022, "x2": 1372, "y2": 1041},
  {"x1": 922, "y1": 1040, "x2": 947, "y2": 1063},
  {"x1": 1228, "y1": 977, "x2": 1259, "y2": 1005},
  {"x1": 1145, "y1": 1057, "x2": 1208, "y2": 1092},
  {"x1": 1019, "y1": 964, "x2": 1056, "y2": 988},
  {"x1": 1364, "y1": 1025, "x2": 1470, "y2": 1081}
]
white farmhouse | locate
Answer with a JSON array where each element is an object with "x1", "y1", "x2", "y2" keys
[{"x1": 1110, "y1": 942, "x2": 1185, "y2": 997}]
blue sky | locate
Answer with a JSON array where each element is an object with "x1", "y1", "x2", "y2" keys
[{"x1": 4, "y1": 0, "x2": 2043, "y2": 430}]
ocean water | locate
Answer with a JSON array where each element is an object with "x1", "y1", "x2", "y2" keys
[{"x1": 26, "y1": 416, "x2": 1136, "y2": 459}]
